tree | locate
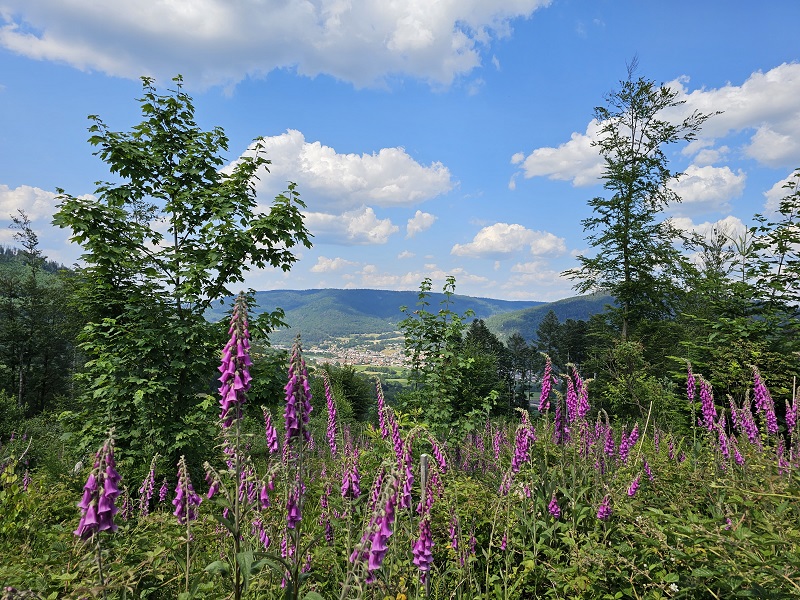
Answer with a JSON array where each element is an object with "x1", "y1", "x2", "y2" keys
[
  {"x1": 0, "y1": 215, "x2": 78, "y2": 415},
  {"x1": 752, "y1": 167, "x2": 800, "y2": 312},
  {"x1": 463, "y1": 319, "x2": 514, "y2": 414},
  {"x1": 398, "y1": 277, "x2": 477, "y2": 434},
  {"x1": 535, "y1": 310, "x2": 562, "y2": 365},
  {"x1": 565, "y1": 60, "x2": 714, "y2": 339},
  {"x1": 53, "y1": 77, "x2": 311, "y2": 474}
]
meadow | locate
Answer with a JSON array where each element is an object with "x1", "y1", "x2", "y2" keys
[{"x1": 1, "y1": 296, "x2": 798, "y2": 600}]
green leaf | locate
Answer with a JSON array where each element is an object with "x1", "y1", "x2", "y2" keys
[{"x1": 204, "y1": 560, "x2": 230, "y2": 577}]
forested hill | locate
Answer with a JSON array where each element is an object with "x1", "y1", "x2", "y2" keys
[
  {"x1": 486, "y1": 292, "x2": 613, "y2": 341},
  {"x1": 207, "y1": 288, "x2": 611, "y2": 345}
]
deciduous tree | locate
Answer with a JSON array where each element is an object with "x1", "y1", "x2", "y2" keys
[
  {"x1": 565, "y1": 60, "x2": 713, "y2": 339},
  {"x1": 53, "y1": 77, "x2": 311, "y2": 473}
]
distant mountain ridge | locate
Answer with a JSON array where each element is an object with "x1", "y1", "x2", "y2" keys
[{"x1": 207, "y1": 288, "x2": 611, "y2": 345}]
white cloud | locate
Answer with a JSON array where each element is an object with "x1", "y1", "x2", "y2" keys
[
  {"x1": 0, "y1": 0, "x2": 552, "y2": 89},
  {"x1": 451, "y1": 222, "x2": 566, "y2": 258},
  {"x1": 516, "y1": 63, "x2": 800, "y2": 194},
  {"x1": 763, "y1": 171, "x2": 800, "y2": 214},
  {"x1": 0, "y1": 184, "x2": 84, "y2": 265},
  {"x1": 669, "y1": 165, "x2": 746, "y2": 216},
  {"x1": 406, "y1": 210, "x2": 437, "y2": 238},
  {"x1": 0, "y1": 184, "x2": 60, "y2": 221},
  {"x1": 512, "y1": 119, "x2": 604, "y2": 187},
  {"x1": 354, "y1": 265, "x2": 489, "y2": 290},
  {"x1": 671, "y1": 215, "x2": 747, "y2": 240},
  {"x1": 692, "y1": 146, "x2": 729, "y2": 167},
  {"x1": 240, "y1": 130, "x2": 453, "y2": 213},
  {"x1": 310, "y1": 256, "x2": 358, "y2": 273},
  {"x1": 503, "y1": 261, "x2": 573, "y2": 301},
  {"x1": 304, "y1": 206, "x2": 399, "y2": 245},
  {"x1": 397, "y1": 250, "x2": 415, "y2": 259},
  {"x1": 670, "y1": 63, "x2": 800, "y2": 168}
]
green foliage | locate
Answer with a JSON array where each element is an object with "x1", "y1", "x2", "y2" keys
[
  {"x1": 52, "y1": 76, "x2": 311, "y2": 478},
  {"x1": 398, "y1": 277, "x2": 477, "y2": 433},
  {"x1": 564, "y1": 60, "x2": 714, "y2": 339},
  {"x1": 752, "y1": 167, "x2": 800, "y2": 311},
  {"x1": 0, "y1": 221, "x2": 80, "y2": 417},
  {"x1": 310, "y1": 363, "x2": 373, "y2": 423}
]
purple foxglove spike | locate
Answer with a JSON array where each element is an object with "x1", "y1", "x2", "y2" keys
[
  {"x1": 548, "y1": 493, "x2": 561, "y2": 519},
  {"x1": 597, "y1": 495, "x2": 612, "y2": 520}
]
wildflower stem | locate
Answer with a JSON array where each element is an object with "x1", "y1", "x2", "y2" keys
[{"x1": 94, "y1": 534, "x2": 107, "y2": 600}]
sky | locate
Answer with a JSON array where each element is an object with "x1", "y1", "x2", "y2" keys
[{"x1": 1, "y1": 1, "x2": 799, "y2": 302}]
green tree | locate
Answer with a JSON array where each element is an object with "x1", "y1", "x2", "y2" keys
[
  {"x1": 398, "y1": 277, "x2": 477, "y2": 434},
  {"x1": 752, "y1": 167, "x2": 800, "y2": 312},
  {"x1": 564, "y1": 61, "x2": 713, "y2": 339},
  {"x1": 53, "y1": 76, "x2": 311, "y2": 474},
  {"x1": 463, "y1": 319, "x2": 513, "y2": 414},
  {"x1": 0, "y1": 214, "x2": 78, "y2": 416},
  {"x1": 506, "y1": 332, "x2": 535, "y2": 410},
  {"x1": 535, "y1": 310, "x2": 562, "y2": 366}
]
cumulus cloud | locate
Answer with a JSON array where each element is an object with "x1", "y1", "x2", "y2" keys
[
  {"x1": 669, "y1": 63, "x2": 800, "y2": 168},
  {"x1": 239, "y1": 130, "x2": 453, "y2": 213},
  {"x1": 669, "y1": 165, "x2": 746, "y2": 216},
  {"x1": 671, "y1": 215, "x2": 747, "y2": 240},
  {"x1": 406, "y1": 210, "x2": 437, "y2": 238},
  {"x1": 516, "y1": 63, "x2": 800, "y2": 192},
  {"x1": 503, "y1": 261, "x2": 573, "y2": 301},
  {"x1": 763, "y1": 171, "x2": 800, "y2": 214},
  {"x1": 397, "y1": 250, "x2": 415, "y2": 259},
  {"x1": 0, "y1": 0, "x2": 552, "y2": 89},
  {"x1": 0, "y1": 184, "x2": 83, "y2": 264},
  {"x1": 451, "y1": 223, "x2": 566, "y2": 259},
  {"x1": 310, "y1": 256, "x2": 359, "y2": 273},
  {"x1": 355, "y1": 265, "x2": 489, "y2": 290},
  {"x1": 512, "y1": 119, "x2": 604, "y2": 187},
  {"x1": 304, "y1": 206, "x2": 399, "y2": 245},
  {"x1": 0, "y1": 184, "x2": 61, "y2": 221}
]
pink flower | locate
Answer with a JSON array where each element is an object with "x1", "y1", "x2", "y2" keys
[
  {"x1": 172, "y1": 456, "x2": 201, "y2": 524},
  {"x1": 218, "y1": 294, "x2": 252, "y2": 428},
  {"x1": 548, "y1": 492, "x2": 560, "y2": 519},
  {"x1": 597, "y1": 495, "x2": 612, "y2": 520},
  {"x1": 74, "y1": 432, "x2": 122, "y2": 539},
  {"x1": 539, "y1": 356, "x2": 552, "y2": 412}
]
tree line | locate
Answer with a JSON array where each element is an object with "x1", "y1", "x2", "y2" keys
[{"x1": 3, "y1": 67, "x2": 799, "y2": 476}]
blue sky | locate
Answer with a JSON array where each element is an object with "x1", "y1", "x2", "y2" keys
[{"x1": 1, "y1": 0, "x2": 799, "y2": 301}]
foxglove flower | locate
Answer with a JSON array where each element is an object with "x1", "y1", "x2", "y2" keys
[
  {"x1": 627, "y1": 475, "x2": 640, "y2": 497},
  {"x1": 643, "y1": 458, "x2": 654, "y2": 481},
  {"x1": 604, "y1": 426, "x2": 615, "y2": 458},
  {"x1": 172, "y1": 456, "x2": 202, "y2": 524},
  {"x1": 566, "y1": 376, "x2": 578, "y2": 423},
  {"x1": 429, "y1": 438, "x2": 447, "y2": 473},
  {"x1": 218, "y1": 294, "x2": 253, "y2": 428},
  {"x1": 323, "y1": 372, "x2": 338, "y2": 457},
  {"x1": 699, "y1": 377, "x2": 717, "y2": 431},
  {"x1": 786, "y1": 397, "x2": 797, "y2": 437},
  {"x1": 376, "y1": 381, "x2": 389, "y2": 439},
  {"x1": 686, "y1": 363, "x2": 696, "y2": 403},
  {"x1": 138, "y1": 454, "x2": 158, "y2": 516},
  {"x1": 341, "y1": 445, "x2": 361, "y2": 499},
  {"x1": 74, "y1": 432, "x2": 122, "y2": 539},
  {"x1": 263, "y1": 408, "x2": 279, "y2": 454},
  {"x1": 539, "y1": 356, "x2": 552, "y2": 412},
  {"x1": 753, "y1": 367, "x2": 778, "y2": 435},
  {"x1": 284, "y1": 336, "x2": 313, "y2": 444},
  {"x1": 412, "y1": 517, "x2": 434, "y2": 574},
  {"x1": 574, "y1": 367, "x2": 590, "y2": 420},
  {"x1": 511, "y1": 425, "x2": 530, "y2": 473},
  {"x1": 159, "y1": 477, "x2": 168, "y2": 503},
  {"x1": 596, "y1": 495, "x2": 612, "y2": 520},
  {"x1": 548, "y1": 492, "x2": 560, "y2": 519}
]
